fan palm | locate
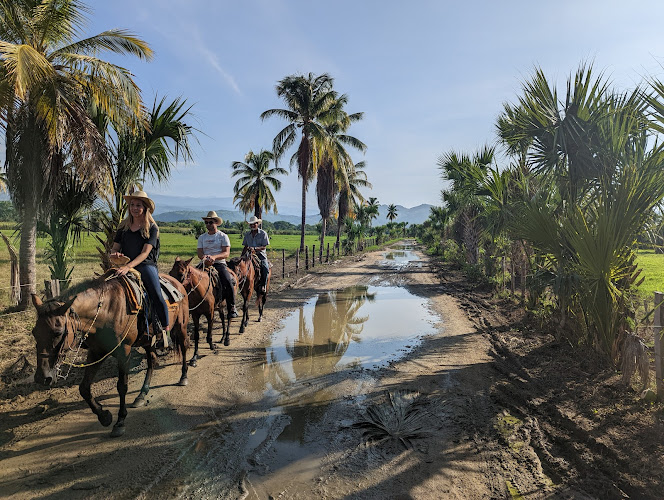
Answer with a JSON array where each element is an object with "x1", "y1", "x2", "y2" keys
[
  {"x1": 231, "y1": 149, "x2": 287, "y2": 219},
  {"x1": 0, "y1": 0, "x2": 152, "y2": 306},
  {"x1": 261, "y1": 72, "x2": 337, "y2": 250}
]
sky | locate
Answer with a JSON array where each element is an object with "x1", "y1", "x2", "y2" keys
[{"x1": 86, "y1": 0, "x2": 664, "y2": 212}]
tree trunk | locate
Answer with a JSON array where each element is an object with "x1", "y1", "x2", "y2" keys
[
  {"x1": 300, "y1": 177, "x2": 307, "y2": 251},
  {"x1": 19, "y1": 205, "x2": 38, "y2": 308}
]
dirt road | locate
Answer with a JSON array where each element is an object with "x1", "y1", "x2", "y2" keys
[{"x1": 0, "y1": 243, "x2": 661, "y2": 499}]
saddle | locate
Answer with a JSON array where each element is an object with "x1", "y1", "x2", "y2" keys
[{"x1": 195, "y1": 262, "x2": 235, "y2": 302}]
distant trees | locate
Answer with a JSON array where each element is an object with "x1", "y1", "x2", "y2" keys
[{"x1": 387, "y1": 204, "x2": 398, "y2": 222}]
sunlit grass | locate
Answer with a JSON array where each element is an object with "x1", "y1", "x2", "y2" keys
[{"x1": 636, "y1": 249, "x2": 664, "y2": 298}]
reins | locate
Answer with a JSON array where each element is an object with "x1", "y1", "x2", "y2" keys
[
  {"x1": 56, "y1": 273, "x2": 141, "y2": 379},
  {"x1": 185, "y1": 265, "x2": 213, "y2": 311}
]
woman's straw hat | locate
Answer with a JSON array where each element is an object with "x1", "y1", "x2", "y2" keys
[
  {"x1": 123, "y1": 190, "x2": 155, "y2": 213},
  {"x1": 247, "y1": 215, "x2": 262, "y2": 225},
  {"x1": 202, "y1": 210, "x2": 223, "y2": 225}
]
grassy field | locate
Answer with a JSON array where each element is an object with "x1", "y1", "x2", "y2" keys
[{"x1": 0, "y1": 229, "x2": 333, "y2": 303}]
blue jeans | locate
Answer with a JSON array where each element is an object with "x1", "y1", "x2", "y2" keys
[
  {"x1": 136, "y1": 263, "x2": 169, "y2": 329},
  {"x1": 258, "y1": 258, "x2": 269, "y2": 288}
]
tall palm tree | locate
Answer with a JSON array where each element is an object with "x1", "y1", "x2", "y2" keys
[
  {"x1": 386, "y1": 204, "x2": 398, "y2": 222},
  {"x1": 336, "y1": 161, "x2": 371, "y2": 250},
  {"x1": 231, "y1": 149, "x2": 287, "y2": 219},
  {"x1": 0, "y1": 0, "x2": 152, "y2": 306},
  {"x1": 261, "y1": 72, "x2": 337, "y2": 250},
  {"x1": 313, "y1": 95, "x2": 366, "y2": 253}
]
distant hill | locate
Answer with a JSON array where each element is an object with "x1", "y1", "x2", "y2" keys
[{"x1": 154, "y1": 202, "x2": 435, "y2": 226}]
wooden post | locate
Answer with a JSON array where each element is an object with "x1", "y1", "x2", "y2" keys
[
  {"x1": 326, "y1": 242, "x2": 330, "y2": 263},
  {"x1": 44, "y1": 279, "x2": 60, "y2": 300},
  {"x1": 312, "y1": 245, "x2": 315, "y2": 268},
  {"x1": 305, "y1": 246, "x2": 309, "y2": 270},
  {"x1": 319, "y1": 243, "x2": 323, "y2": 263},
  {"x1": 0, "y1": 231, "x2": 20, "y2": 305},
  {"x1": 655, "y1": 292, "x2": 664, "y2": 401},
  {"x1": 295, "y1": 248, "x2": 300, "y2": 275},
  {"x1": 282, "y1": 249, "x2": 285, "y2": 279}
]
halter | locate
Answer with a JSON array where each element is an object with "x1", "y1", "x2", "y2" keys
[
  {"x1": 54, "y1": 274, "x2": 140, "y2": 381},
  {"x1": 180, "y1": 264, "x2": 213, "y2": 311}
]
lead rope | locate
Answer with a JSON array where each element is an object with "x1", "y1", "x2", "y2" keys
[
  {"x1": 58, "y1": 273, "x2": 141, "y2": 373},
  {"x1": 188, "y1": 267, "x2": 213, "y2": 311}
]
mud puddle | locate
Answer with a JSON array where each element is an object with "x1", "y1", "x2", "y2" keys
[{"x1": 242, "y1": 271, "x2": 440, "y2": 497}]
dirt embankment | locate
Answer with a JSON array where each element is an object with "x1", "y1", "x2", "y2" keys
[{"x1": 0, "y1": 243, "x2": 662, "y2": 499}]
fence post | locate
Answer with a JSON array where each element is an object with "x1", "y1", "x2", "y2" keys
[
  {"x1": 296, "y1": 248, "x2": 300, "y2": 275},
  {"x1": 305, "y1": 246, "x2": 309, "y2": 270},
  {"x1": 312, "y1": 245, "x2": 315, "y2": 268},
  {"x1": 326, "y1": 242, "x2": 330, "y2": 263},
  {"x1": 319, "y1": 243, "x2": 323, "y2": 263},
  {"x1": 655, "y1": 292, "x2": 664, "y2": 401},
  {"x1": 0, "y1": 231, "x2": 20, "y2": 305},
  {"x1": 44, "y1": 279, "x2": 60, "y2": 300},
  {"x1": 282, "y1": 249, "x2": 285, "y2": 279}
]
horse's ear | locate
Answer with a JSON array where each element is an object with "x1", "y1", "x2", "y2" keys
[
  {"x1": 32, "y1": 294, "x2": 43, "y2": 309},
  {"x1": 55, "y1": 296, "x2": 76, "y2": 316},
  {"x1": 185, "y1": 257, "x2": 193, "y2": 266},
  {"x1": 175, "y1": 256, "x2": 181, "y2": 262}
]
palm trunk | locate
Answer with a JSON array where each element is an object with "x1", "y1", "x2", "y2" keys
[
  {"x1": 18, "y1": 204, "x2": 38, "y2": 308},
  {"x1": 300, "y1": 178, "x2": 307, "y2": 251}
]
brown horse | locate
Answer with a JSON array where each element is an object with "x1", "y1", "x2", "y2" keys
[
  {"x1": 228, "y1": 248, "x2": 270, "y2": 334},
  {"x1": 169, "y1": 257, "x2": 238, "y2": 358},
  {"x1": 31, "y1": 271, "x2": 189, "y2": 437}
]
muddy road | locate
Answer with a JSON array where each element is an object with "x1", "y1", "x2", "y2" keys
[{"x1": 1, "y1": 242, "x2": 660, "y2": 499}]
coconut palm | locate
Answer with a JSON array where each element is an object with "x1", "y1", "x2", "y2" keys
[
  {"x1": 386, "y1": 204, "x2": 398, "y2": 222},
  {"x1": 313, "y1": 95, "x2": 366, "y2": 254},
  {"x1": 336, "y1": 161, "x2": 371, "y2": 250},
  {"x1": 261, "y1": 72, "x2": 337, "y2": 250},
  {"x1": 366, "y1": 197, "x2": 380, "y2": 227},
  {"x1": 0, "y1": 0, "x2": 152, "y2": 306},
  {"x1": 231, "y1": 149, "x2": 287, "y2": 219}
]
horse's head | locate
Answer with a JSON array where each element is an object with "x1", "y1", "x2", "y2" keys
[
  {"x1": 31, "y1": 294, "x2": 77, "y2": 386},
  {"x1": 169, "y1": 256, "x2": 194, "y2": 286}
]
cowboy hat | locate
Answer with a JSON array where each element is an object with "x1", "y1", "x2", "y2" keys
[
  {"x1": 123, "y1": 190, "x2": 155, "y2": 213},
  {"x1": 247, "y1": 215, "x2": 262, "y2": 225},
  {"x1": 202, "y1": 210, "x2": 223, "y2": 225}
]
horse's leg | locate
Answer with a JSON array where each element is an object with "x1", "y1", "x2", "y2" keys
[
  {"x1": 79, "y1": 355, "x2": 112, "y2": 427},
  {"x1": 175, "y1": 309, "x2": 189, "y2": 386},
  {"x1": 111, "y1": 346, "x2": 132, "y2": 437},
  {"x1": 190, "y1": 313, "x2": 200, "y2": 367},
  {"x1": 205, "y1": 308, "x2": 214, "y2": 349},
  {"x1": 130, "y1": 344, "x2": 155, "y2": 408},
  {"x1": 239, "y1": 294, "x2": 249, "y2": 334}
]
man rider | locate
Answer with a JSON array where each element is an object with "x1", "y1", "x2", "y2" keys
[{"x1": 242, "y1": 215, "x2": 270, "y2": 293}]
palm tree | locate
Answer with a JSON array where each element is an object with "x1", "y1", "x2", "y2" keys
[
  {"x1": 366, "y1": 197, "x2": 380, "y2": 227},
  {"x1": 231, "y1": 149, "x2": 287, "y2": 219},
  {"x1": 313, "y1": 95, "x2": 366, "y2": 254},
  {"x1": 261, "y1": 72, "x2": 337, "y2": 250},
  {"x1": 0, "y1": 0, "x2": 152, "y2": 306},
  {"x1": 336, "y1": 161, "x2": 371, "y2": 250},
  {"x1": 96, "y1": 96, "x2": 197, "y2": 269},
  {"x1": 386, "y1": 204, "x2": 398, "y2": 222}
]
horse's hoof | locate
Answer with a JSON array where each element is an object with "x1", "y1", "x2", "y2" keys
[
  {"x1": 129, "y1": 394, "x2": 146, "y2": 408},
  {"x1": 189, "y1": 358, "x2": 198, "y2": 368},
  {"x1": 99, "y1": 410, "x2": 113, "y2": 427},
  {"x1": 208, "y1": 343, "x2": 214, "y2": 351},
  {"x1": 178, "y1": 377, "x2": 188, "y2": 387},
  {"x1": 224, "y1": 338, "x2": 230, "y2": 347},
  {"x1": 256, "y1": 317, "x2": 262, "y2": 322},
  {"x1": 110, "y1": 423, "x2": 126, "y2": 438}
]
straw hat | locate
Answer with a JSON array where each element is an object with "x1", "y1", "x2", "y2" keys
[
  {"x1": 123, "y1": 190, "x2": 155, "y2": 213},
  {"x1": 202, "y1": 210, "x2": 223, "y2": 225},
  {"x1": 247, "y1": 215, "x2": 262, "y2": 225}
]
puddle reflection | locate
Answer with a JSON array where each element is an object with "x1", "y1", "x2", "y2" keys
[{"x1": 263, "y1": 285, "x2": 437, "y2": 387}]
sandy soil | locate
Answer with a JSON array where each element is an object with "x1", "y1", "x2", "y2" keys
[{"x1": 0, "y1": 243, "x2": 662, "y2": 499}]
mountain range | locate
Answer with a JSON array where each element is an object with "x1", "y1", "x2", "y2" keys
[{"x1": 149, "y1": 194, "x2": 434, "y2": 226}]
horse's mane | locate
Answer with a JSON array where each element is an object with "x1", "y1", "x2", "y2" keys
[
  {"x1": 227, "y1": 257, "x2": 241, "y2": 272},
  {"x1": 50, "y1": 271, "x2": 122, "y2": 303}
]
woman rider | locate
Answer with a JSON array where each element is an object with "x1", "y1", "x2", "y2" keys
[{"x1": 110, "y1": 190, "x2": 169, "y2": 342}]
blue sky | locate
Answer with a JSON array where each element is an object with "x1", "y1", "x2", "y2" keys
[{"x1": 87, "y1": 0, "x2": 664, "y2": 212}]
